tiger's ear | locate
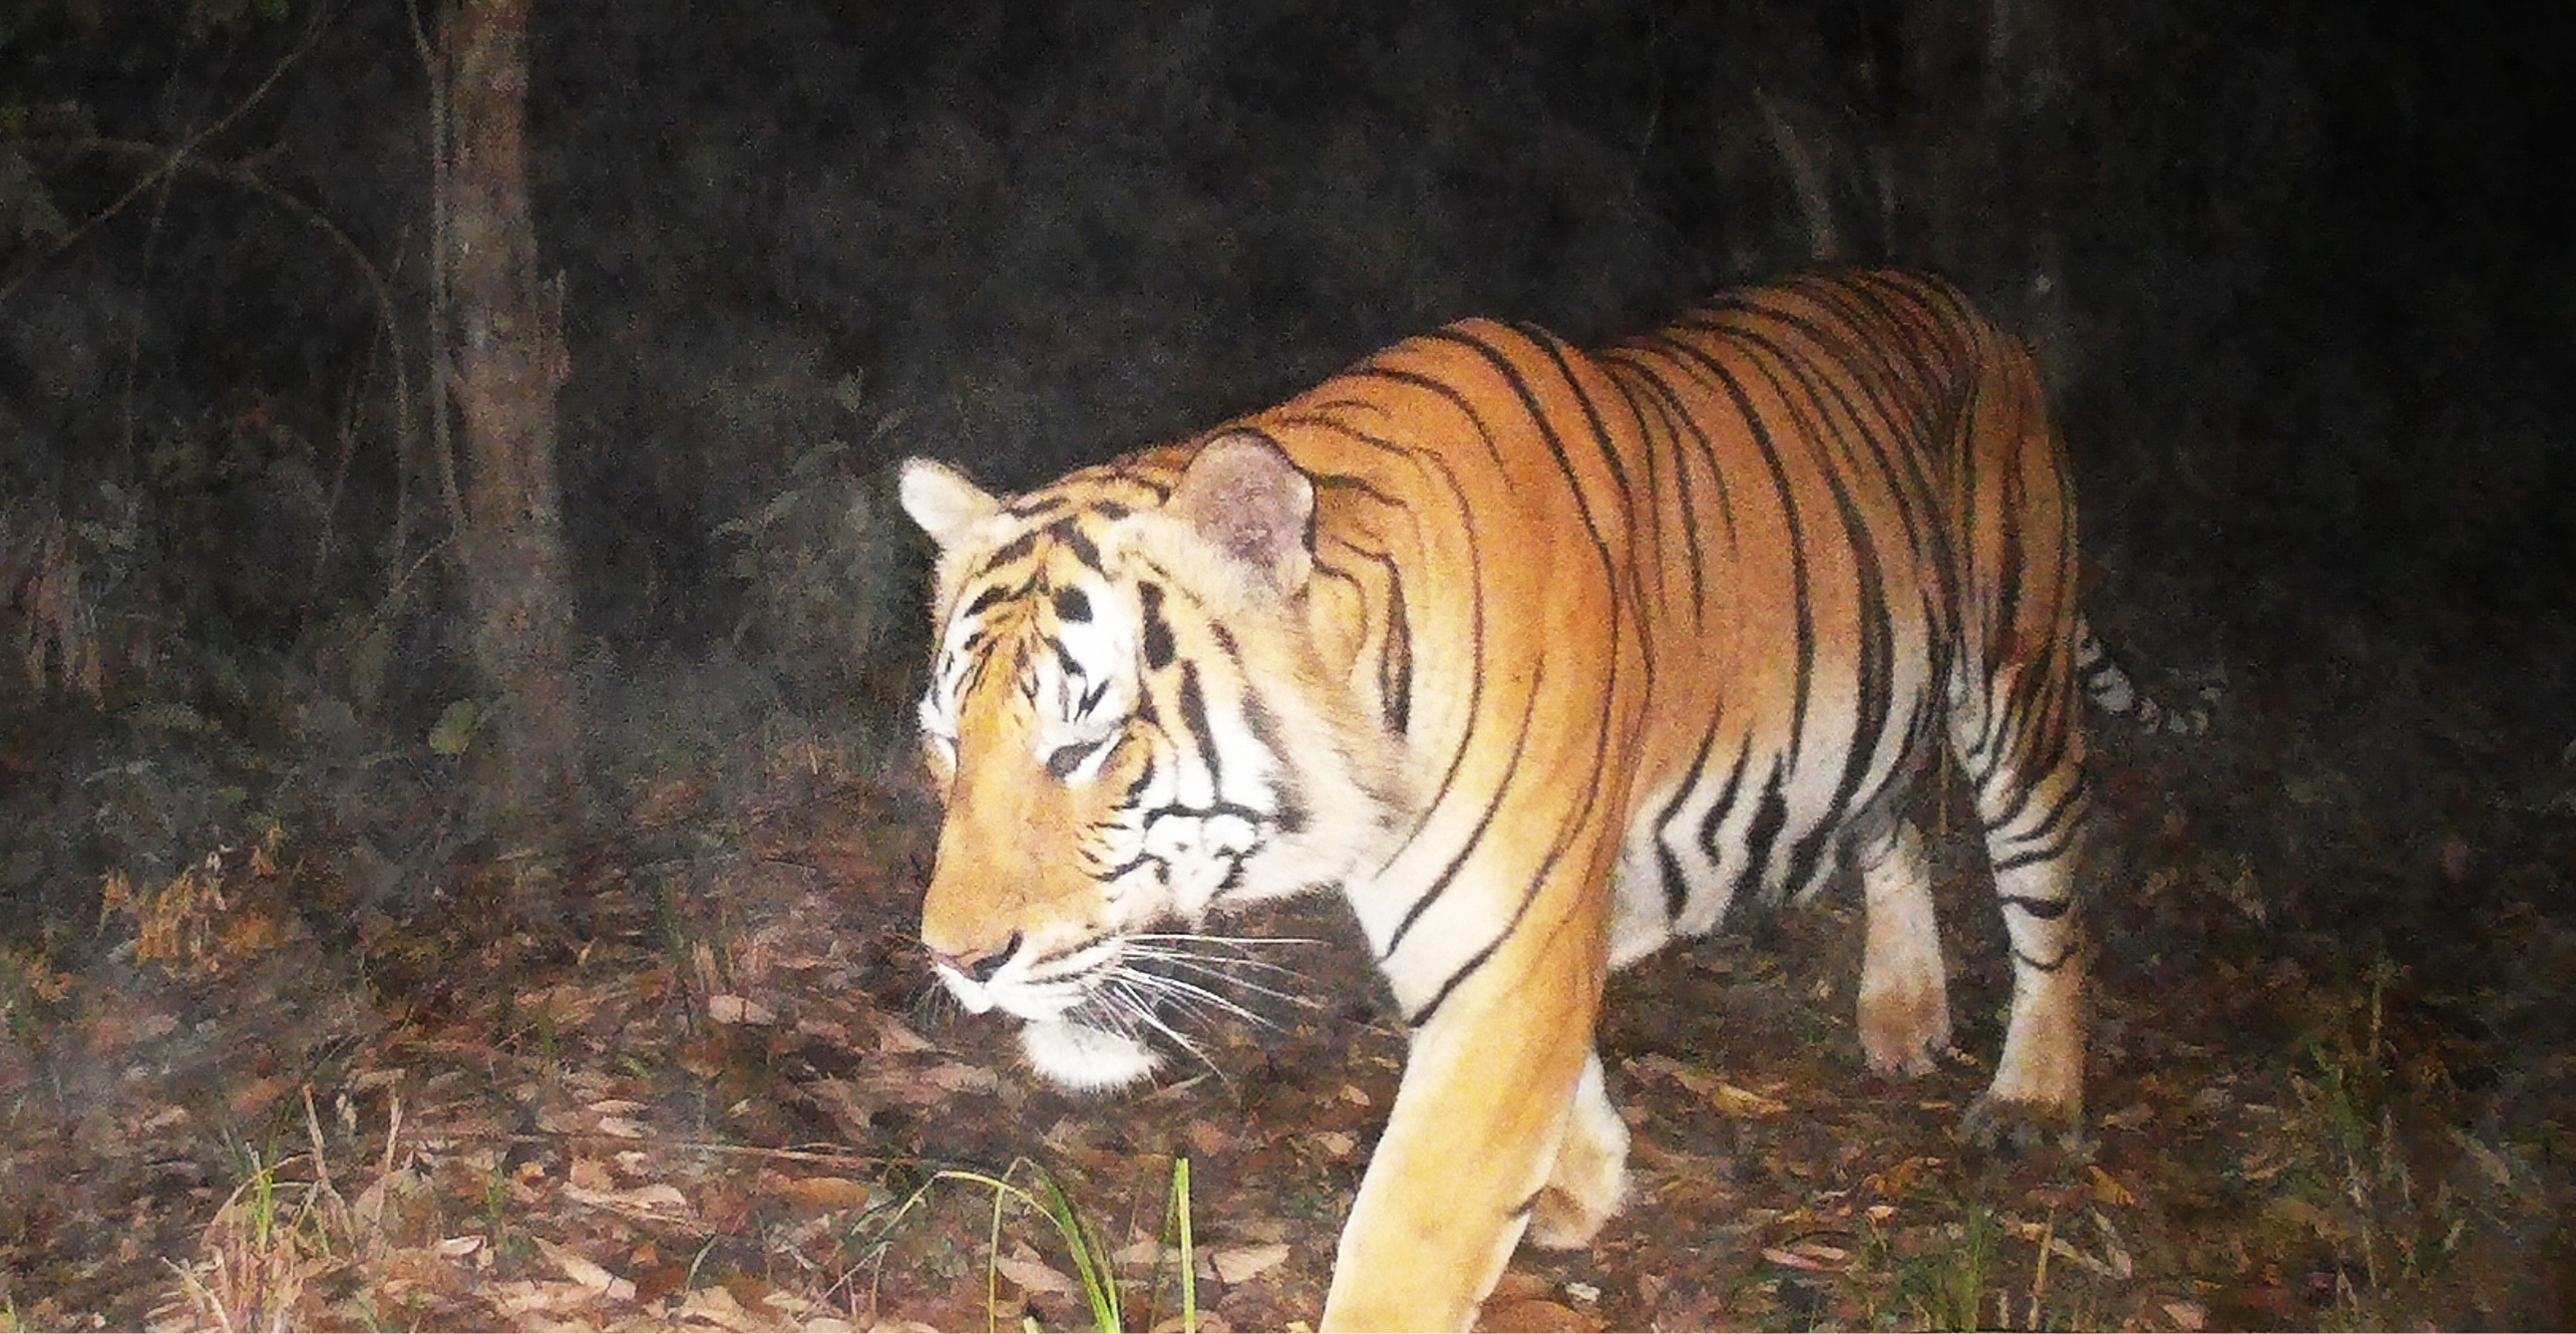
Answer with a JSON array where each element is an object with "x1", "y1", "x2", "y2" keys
[
  {"x1": 899, "y1": 458, "x2": 1004, "y2": 553},
  {"x1": 1168, "y1": 431, "x2": 1313, "y2": 595}
]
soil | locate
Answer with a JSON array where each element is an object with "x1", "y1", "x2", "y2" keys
[{"x1": 3, "y1": 706, "x2": 2572, "y2": 1332}]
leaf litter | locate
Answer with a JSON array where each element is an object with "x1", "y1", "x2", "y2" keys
[{"x1": 2, "y1": 731, "x2": 2572, "y2": 1332}]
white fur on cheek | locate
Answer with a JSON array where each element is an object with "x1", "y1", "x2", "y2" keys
[{"x1": 1019, "y1": 1019, "x2": 1161, "y2": 1092}]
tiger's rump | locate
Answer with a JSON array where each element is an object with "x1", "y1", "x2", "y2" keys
[{"x1": 1589, "y1": 274, "x2": 2079, "y2": 968}]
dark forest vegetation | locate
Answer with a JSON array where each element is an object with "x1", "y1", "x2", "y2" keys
[{"x1": 2, "y1": 0, "x2": 2569, "y2": 1328}]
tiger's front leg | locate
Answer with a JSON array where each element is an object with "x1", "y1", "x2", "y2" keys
[{"x1": 1319, "y1": 901, "x2": 1616, "y2": 1331}]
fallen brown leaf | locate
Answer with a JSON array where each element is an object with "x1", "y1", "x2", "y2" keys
[
  {"x1": 1479, "y1": 1296, "x2": 1603, "y2": 1333},
  {"x1": 991, "y1": 1246, "x2": 1080, "y2": 1297},
  {"x1": 781, "y1": 1174, "x2": 882, "y2": 1211},
  {"x1": 536, "y1": 1234, "x2": 638, "y2": 1301},
  {"x1": 709, "y1": 994, "x2": 778, "y2": 1026},
  {"x1": 1209, "y1": 1242, "x2": 1291, "y2": 1284}
]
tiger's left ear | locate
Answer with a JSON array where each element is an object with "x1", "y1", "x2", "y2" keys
[
  {"x1": 899, "y1": 457, "x2": 1005, "y2": 553},
  {"x1": 1168, "y1": 431, "x2": 1313, "y2": 595}
]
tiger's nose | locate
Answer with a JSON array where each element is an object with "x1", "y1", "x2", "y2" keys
[{"x1": 929, "y1": 931, "x2": 1020, "y2": 984}]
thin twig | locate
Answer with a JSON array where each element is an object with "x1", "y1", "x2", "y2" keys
[{"x1": 0, "y1": 4, "x2": 332, "y2": 311}]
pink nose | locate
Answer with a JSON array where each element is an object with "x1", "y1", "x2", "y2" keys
[{"x1": 928, "y1": 932, "x2": 1018, "y2": 984}]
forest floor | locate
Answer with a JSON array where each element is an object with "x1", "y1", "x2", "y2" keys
[{"x1": 4, "y1": 691, "x2": 2573, "y2": 1332}]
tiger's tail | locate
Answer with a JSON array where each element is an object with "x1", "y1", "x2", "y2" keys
[{"x1": 2074, "y1": 619, "x2": 2221, "y2": 736}]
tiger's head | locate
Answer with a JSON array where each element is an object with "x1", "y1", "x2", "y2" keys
[{"x1": 897, "y1": 433, "x2": 1401, "y2": 1092}]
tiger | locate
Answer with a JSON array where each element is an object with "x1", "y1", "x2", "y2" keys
[{"x1": 898, "y1": 268, "x2": 2121, "y2": 1330}]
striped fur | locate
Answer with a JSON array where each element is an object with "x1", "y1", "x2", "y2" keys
[{"x1": 901, "y1": 269, "x2": 2101, "y2": 1330}]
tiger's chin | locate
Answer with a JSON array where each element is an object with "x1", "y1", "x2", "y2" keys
[{"x1": 1019, "y1": 1018, "x2": 1162, "y2": 1092}]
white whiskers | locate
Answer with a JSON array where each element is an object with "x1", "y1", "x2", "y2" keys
[{"x1": 1069, "y1": 932, "x2": 1320, "y2": 1080}]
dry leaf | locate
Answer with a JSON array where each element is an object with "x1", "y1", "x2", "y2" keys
[
  {"x1": 992, "y1": 1247, "x2": 1080, "y2": 1296},
  {"x1": 875, "y1": 1016, "x2": 936, "y2": 1053},
  {"x1": 919, "y1": 1061, "x2": 999, "y2": 1095},
  {"x1": 2090, "y1": 1210, "x2": 2135, "y2": 1278},
  {"x1": 1210, "y1": 1242, "x2": 1291, "y2": 1283},
  {"x1": 565, "y1": 1180, "x2": 695, "y2": 1222},
  {"x1": 1660, "y1": 1063, "x2": 1789, "y2": 1118},
  {"x1": 2163, "y1": 1299, "x2": 2209, "y2": 1331},
  {"x1": 1480, "y1": 1296, "x2": 1602, "y2": 1333},
  {"x1": 1705, "y1": 1081, "x2": 1789, "y2": 1118},
  {"x1": 488, "y1": 1277, "x2": 607, "y2": 1317},
  {"x1": 708, "y1": 994, "x2": 778, "y2": 1025},
  {"x1": 678, "y1": 1284, "x2": 772, "y2": 1332},
  {"x1": 536, "y1": 1235, "x2": 638, "y2": 1301},
  {"x1": 228, "y1": 1073, "x2": 293, "y2": 1117},
  {"x1": 782, "y1": 1174, "x2": 881, "y2": 1211},
  {"x1": 1760, "y1": 1240, "x2": 1850, "y2": 1272},
  {"x1": 2087, "y1": 1165, "x2": 2138, "y2": 1205},
  {"x1": 2043, "y1": 1234, "x2": 2119, "y2": 1279},
  {"x1": 1187, "y1": 1119, "x2": 1235, "y2": 1157}
]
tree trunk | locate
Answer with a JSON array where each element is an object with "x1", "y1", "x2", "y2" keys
[{"x1": 442, "y1": 0, "x2": 583, "y2": 897}]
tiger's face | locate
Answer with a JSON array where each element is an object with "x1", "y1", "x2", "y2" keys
[{"x1": 899, "y1": 438, "x2": 1394, "y2": 1092}]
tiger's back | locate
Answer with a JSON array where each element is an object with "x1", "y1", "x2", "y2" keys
[{"x1": 899, "y1": 269, "x2": 2093, "y2": 1330}]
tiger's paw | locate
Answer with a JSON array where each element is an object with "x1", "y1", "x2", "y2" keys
[
  {"x1": 1858, "y1": 976, "x2": 1952, "y2": 1078},
  {"x1": 1019, "y1": 1019, "x2": 1160, "y2": 1092},
  {"x1": 1960, "y1": 1092, "x2": 2087, "y2": 1155},
  {"x1": 1529, "y1": 1054, "x2": 1630, "y2": 1249},
  {"x1": 1529, "y1": 1162, "x2": 1628, "y2": 1249}
]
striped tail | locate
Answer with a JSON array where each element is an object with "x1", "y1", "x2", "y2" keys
[{"x1": 2075, "y1": 618, "x2": 2221, "y2": 736}]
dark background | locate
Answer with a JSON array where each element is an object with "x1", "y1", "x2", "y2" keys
[
  {"x1": 10, "y1": 0, "x2": 2569, "y2": 912},
  {"x1": 1, "y1": 0, "x2": 2568, "y2": 1081}
]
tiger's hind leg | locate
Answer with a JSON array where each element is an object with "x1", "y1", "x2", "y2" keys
[
  {"x1": 1855, "y1": 817, "x2": 1954, "y2": 1077},
  {"x1": 1955, "y1": 722, "x2": 2090, "y2": 1133},
  {"x1": 1528, "y1": 1049, "x2": 1630, "y2": 1248}
]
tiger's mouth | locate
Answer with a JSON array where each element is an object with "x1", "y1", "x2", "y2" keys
[
  {"x1": 937, "y1": 928, "x2": 1304, "y2": 1093},
  {"x1": 1017, "y1": 1015, "x2": 1164, "y2": 1091}
]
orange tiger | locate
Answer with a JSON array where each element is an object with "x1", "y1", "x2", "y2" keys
[{"x1": 899, "y1": 269, "x2": 2106, "y2": 1329}]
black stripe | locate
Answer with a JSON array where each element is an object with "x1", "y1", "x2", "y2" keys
[
  {"x1": 1380, "y1": 575, "x2": 1413, "y2": 735},
  {"x1": 1242, "y1": 692, "x2": 1306, "y2": 834},
  {"x1": 1694, "y1": 736, "x2": 1754, "y2": 870},
  {"x1": 1999, "y1": 892, "x2": 2072, "y2": 920},
  {"x1": 1384, "y1": 677, "x2": 1545, "y2": 957},
  {"x1": 1176, "y1": 662, "x2": 1217, "y2": 790},
  {"x1": 1283, "y1": 394, "x2": 1490, "y2": 857},
  {"x1": 1652, "y1": 723, "x2": 1725, "y2": 921},
  {"x1": 2014, "y1": 941, "x2": 2079, "y2": 971},
  {"x1": 1420, "y1": 326, "x2": 1622, "y2": 592},
  {"x1": 1732, "y1": 764, "x2": 1791, "y2": 907},
  {"x1": 1138, "y1": 583, "x2": 1176, "y2": 669},
  {"x1": 1045, "y1": 516, "x2": 1103, "y2": 571},
  {"x1": 1412, "y1": 652, "x2": 1629, "y2": 1029},
  {"x1": 984, "y1": 529, "x2": 1038, "y2": 568}
]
